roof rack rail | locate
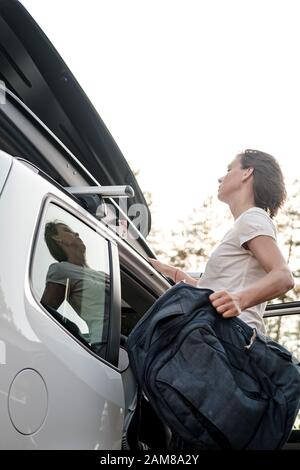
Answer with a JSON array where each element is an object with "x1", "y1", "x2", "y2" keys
[
  {"x1": 66, "y1": 185, "x2": 135, "y2": 221},
  {"x1": 66, "y1": 185, "x2": 135, "y2": 198}
]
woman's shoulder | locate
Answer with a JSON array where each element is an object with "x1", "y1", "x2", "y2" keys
[
  {"x1": 235, "y1": 207, "x2": 277, "y2": 235},
  {"x1": 47, "y1": 261, "x2": 72, "y2": 275},
  {"x1": 237, "y1": 207, "x2": 275, "y2": 225}
]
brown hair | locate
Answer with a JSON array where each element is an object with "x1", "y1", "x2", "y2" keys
[
  {"x1": 44, "y1": 221, "x2": 68, "y2": 262},
  {"x1": 239, "y1": 149, "x2": 287, "y2": 218}
]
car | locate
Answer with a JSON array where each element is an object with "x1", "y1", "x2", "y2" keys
[
  {"x1": 0, "y1": 0, "x2": 172, "y2": 450},
  {"x1": 0, "y1": 0, "x2": 299, "y2": 450}
]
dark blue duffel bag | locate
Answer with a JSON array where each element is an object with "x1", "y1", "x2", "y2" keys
[{"x1": 127, "y1": 282, "x2": 300, "y2": 449}]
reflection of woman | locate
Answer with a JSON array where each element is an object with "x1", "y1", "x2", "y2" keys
[
  {"x1": 150, "y1": 149, "x2": 294, "y2": 334},
  {"x1": 41, "y1": 222, "x2": 107, "y2": 346}
]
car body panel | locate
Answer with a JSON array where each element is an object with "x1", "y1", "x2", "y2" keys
[
  {"x1": 0, "y1": 155, "x2": 125, "y2": 449},
  {"x1": 0, "y1": 148, "x2": 11, "y2": 193}
]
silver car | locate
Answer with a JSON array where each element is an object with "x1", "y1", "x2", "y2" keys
[{"x1": 0, "y1": 0, "x2": 171, "y2": 450}]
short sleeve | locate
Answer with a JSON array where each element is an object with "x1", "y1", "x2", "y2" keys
[
  {"x1": 237, "y1": 210, "x2": 277, "y2": 248},
  {"x1": 46, "y1": 263, "x2": 68, "y2": 286}
]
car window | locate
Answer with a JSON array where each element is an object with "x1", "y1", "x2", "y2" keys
[
  {"x1": 31, "y1": 203, "x2": 111, "y2": 360},
  {"x1": 264, "y1": 314, "x2": 300, "y2": 429},
  {"x1": 121, "y1": 299, "x2": 141, "y2": 337},
  {"x1": 120, "y1": 269, "x2": 158, "y2": 338}
]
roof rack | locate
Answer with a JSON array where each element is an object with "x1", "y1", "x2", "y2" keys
[
  {"x1": 66, "y1": 185, "x2": 135, "y2": 220},
  {"x1": 66, "y1": 185, "x2": 135, "y2": 198}
]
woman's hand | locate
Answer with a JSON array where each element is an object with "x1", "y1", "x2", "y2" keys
[
  {"x1": 148, "y1": 258, "x2": 176, "y2": 280},
  {"x1": 148, "y1": 259, "x2": 200, "y2": 286},
  {"x1": 209, "y1": 290, "x2": 242, "y2": 318}
]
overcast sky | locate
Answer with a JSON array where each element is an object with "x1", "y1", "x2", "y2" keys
[{"x1": 22, "y1": 0, "x2": 300, "y2": 232}]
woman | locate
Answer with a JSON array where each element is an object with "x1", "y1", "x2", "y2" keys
[{"x1": 149, "y1": 149, "x2": 294, "y2": 334}]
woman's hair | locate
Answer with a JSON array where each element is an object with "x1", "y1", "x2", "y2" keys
[
  {"x1": 44, "y1": 221, "x2": 68, "y2": 262},
  {"x1": 239, "y1": 149, "x2": 287, "y2": 218}
]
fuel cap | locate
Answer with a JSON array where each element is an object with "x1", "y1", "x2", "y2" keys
[{"x1": 8, "y1": 369, "x2": 48, "y2": 435}]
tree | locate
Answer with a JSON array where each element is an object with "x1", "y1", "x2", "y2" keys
[
  {"x1": 157, "y1": 196, "x2": 232, "y2": 272},
  {"x1": 275, "y1": 178, "x2": 300, "y2": 302},
  {"x1": 144, "y1": 190, "x2": 166, "y2": 259}
]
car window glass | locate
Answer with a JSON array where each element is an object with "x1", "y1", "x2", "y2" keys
[{"x1": 32, "y1": 203, "x2": 110, "y2": 359}]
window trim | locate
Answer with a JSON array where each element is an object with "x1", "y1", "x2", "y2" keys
[
  {"x1": 106, "y1": 241, "x2": 121, "y2": 366},
  {"x1": 264, "y1": 304, "x2": 300, "y2": 318}
]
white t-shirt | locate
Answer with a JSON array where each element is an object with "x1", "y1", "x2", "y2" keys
[{"x1": 197, "y1": 207, "x2": 277, "y2": 333}]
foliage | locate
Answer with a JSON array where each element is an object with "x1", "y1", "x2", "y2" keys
[{"x1": 149, "y1": 196, "x2": 232, "y2": 271}]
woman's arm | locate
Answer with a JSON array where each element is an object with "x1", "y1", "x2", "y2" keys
[
  {"x1": 41, "y1": 282, "x2": 66, "y2": 310},
  {"x1": 148, "y1": 258, "x2": 198, "y2": 287},
  {"x1": 210, "y1": 236, "x2": 295, "y2": 318}
]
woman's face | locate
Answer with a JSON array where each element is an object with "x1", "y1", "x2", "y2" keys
[
  {"x1": 53, "y1": 224, "x2": 85, "y2": 251},
  {"x1": 217, "y1": 155, "x2": 245, "y2": 202}
]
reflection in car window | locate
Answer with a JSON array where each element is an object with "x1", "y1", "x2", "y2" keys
[{"x1": 32, "y1": 204, "x2": 110, "y2": 359}]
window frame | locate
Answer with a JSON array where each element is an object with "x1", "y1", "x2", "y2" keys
[
  {"x1": 265, "y1": 302, "x2": 300, "y2": 317},
  {"x1": 29, "y1": 194, "x2": 121, "y2": 367}
]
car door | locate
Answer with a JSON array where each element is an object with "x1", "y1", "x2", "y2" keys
[
  {"x1": 264, "y1": 303, "x2": 300, "y2": 449},
  {"x1": 28, "y1": 198, "x2": 124, "y2": 449}
]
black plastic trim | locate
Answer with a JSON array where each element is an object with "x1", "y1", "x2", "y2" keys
[{"x1": 106, "y1": 241, "x2": 122, "y2": 367}]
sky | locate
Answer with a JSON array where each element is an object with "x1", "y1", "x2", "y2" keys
[{"x1": 22, "y1": 0, "x2": 300, "y2": 234}]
